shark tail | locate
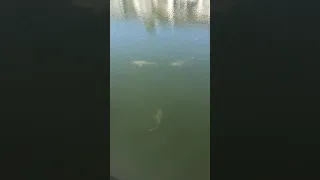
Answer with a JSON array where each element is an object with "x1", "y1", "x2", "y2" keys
[{"x1": 149, "y1": 124, "x2": 159, "y2": 132}]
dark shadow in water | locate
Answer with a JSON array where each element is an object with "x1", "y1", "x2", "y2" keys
[{"x1": 1, "y1": 0, "x2": 108, "y2": 178}]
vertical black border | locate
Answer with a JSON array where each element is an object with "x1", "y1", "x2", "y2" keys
[
  {"x1": 212, "y1": 0, "x2": 320, "y2": 179},
  {"x1": 0, "y1": 1, "x2": 110, "y2": 179},
  {"x1": 211, "y1": 4, "x2": 223, "y2": 180}
]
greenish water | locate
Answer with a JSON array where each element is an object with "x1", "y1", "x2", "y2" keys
[{"x1": 110, "y1": 1, "x2": 210, "y2": 180}]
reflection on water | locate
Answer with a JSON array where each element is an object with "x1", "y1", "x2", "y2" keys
[
  {"x1": 111, "y1": 0, "x2": 209, "y2": 31},
  {"x1": 110, "y1": 1, "x2": 210, "y2": 180}
]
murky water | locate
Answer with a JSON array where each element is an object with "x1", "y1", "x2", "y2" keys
[{"x1": 110, "y1": 0, "x2": 210, "y2": 180}]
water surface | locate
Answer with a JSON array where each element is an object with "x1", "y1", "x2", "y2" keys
[{"x1": 110, "y1": 1, "x2": 210, "y2": 180}]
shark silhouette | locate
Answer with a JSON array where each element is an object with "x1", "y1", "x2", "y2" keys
[
  {"x1": 149, "y1": 108, "x2": 163, "y2": 132},
  {"x1": 170, "y1": 57, "x2": 195, "y2": 67},
  {"x1": 132, "y1": 60, "x2": 157, "y2": 67}
]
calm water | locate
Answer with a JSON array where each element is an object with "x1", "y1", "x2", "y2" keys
[{"x1": 110, "y1": 0, "x2": 210, "y2": 180}]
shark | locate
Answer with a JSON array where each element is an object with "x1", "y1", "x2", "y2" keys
[
  {"x1": 170, "y1": 57, "x2": 195, "y2": 67},
  {"x1": 131, "y1": 60, "x2": 157, "y2": 67},
  {"x1": 149, "y1": 108, "x2": 163, "y2": 132},
  {"x1": 170, "y1": 60, "x2": 185, "y2": 67}
]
